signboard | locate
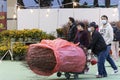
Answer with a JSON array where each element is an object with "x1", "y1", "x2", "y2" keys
[
  {"x1": 0, "y1": 0, "x2": 7, "y2": 31},
  {"x1": 0, "y1": 12, "x2": 7, "y2": 31}
]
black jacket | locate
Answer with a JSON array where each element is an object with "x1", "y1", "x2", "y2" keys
[
  {"x1": 113, "y1": 26, "x2": 120, "y2": 41},
  {"x1": 88, "y1": 31, "x2": 107, "y2": 54},
  {"x1": 67, "y1": 23, "x2": 77, "y2": 42}
]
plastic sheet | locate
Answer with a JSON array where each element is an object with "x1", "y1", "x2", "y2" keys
[{"x1": 26, "y1": 38, "x2": 86, "y2": 76}]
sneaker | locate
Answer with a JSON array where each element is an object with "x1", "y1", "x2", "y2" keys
[
  {"x1": 103, "y1": 75, "x2": 107, "y2": 77},
  {"x1": 96, "y1": 75, "x2": 107, "y2": 78},
  {"x1": 96, "y1": 75, "x2": 103, "y2": 78},
  {"x1": 114, "y1": 69, "x2": 118, "y2": 73},
  {"x1": 111, "y1": 69, "x2": 118, "y2": 74}
]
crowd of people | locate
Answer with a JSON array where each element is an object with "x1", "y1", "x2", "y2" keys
[{"x1": 67, "y1": 15, "x2": 120, "y2": 78}]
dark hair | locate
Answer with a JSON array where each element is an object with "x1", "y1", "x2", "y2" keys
[
  {"x1": 96, "y1": 25, "x2": 98, "y2": 28},
  {"x1": 101, "y1": 15, "x2": 108, "y2": 20},
  {"x1": 111, "y1": 22, "x2": 116, "y2": 26},
  {"x1": 69, "y1": 17, "x2": 75, "y2": 23},
  {"x1": 77, "y1": 22, "x2": 85, "y2": 29},
  {"x1": 89, "y1": 22, "x2": 97, "y2": 28}
]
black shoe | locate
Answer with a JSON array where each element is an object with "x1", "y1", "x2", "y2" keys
[{"x1": 103, "y1": 75, "x2": 107, "y2": 77}]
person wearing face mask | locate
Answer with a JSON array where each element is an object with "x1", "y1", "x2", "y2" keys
[
  {"x1": 88, "y1": 22, "x2": 108, "y2": 78},
  {"x1": 99, "y1": 15, "x2": 118, "y2": 74},
  {"x1": 67, "y1": 17, "x2": 77, "y2": 42}
]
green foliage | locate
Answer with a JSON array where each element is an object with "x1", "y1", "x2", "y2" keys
[
  {"x1": 0, "y1": 29, "x2": 55, "y2": 41},
  {"x1": 56, "y1": 20, "x2": 89, "y2": 39},
  {"x1": 0, "y1": 46, "x2": 9, "y2": 56},
  {"x1": 0, "y1": 29, "x2": 56, "y2": 60}
]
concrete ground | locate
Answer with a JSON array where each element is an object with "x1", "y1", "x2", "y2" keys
[{"x1": 0, "y1": 59, "x2": 120, "y2": 80}]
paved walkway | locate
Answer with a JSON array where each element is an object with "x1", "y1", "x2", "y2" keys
[{"x1": 0, "y1": 59, "x2": 120, "y2": 80}]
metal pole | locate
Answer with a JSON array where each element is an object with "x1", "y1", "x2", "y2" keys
[
  {"x1": 73, "y1": 1, "x2": 75, "y2": 18},
  {"x1": 118, "y1": 0, "x2": 120, "y2": 20},
  {"x1": 57, "y1": 9, "x2": 59, "y2": 29}
]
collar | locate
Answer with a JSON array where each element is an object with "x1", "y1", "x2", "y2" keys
[{"x1": 103, "y1": 23, "x2": 110, "y2": 28}]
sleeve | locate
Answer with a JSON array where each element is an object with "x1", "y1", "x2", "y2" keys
[
  {"x1": 71, "y1": 25, "x2": 77, "y2": 41},
  {"x1": 83, "y1": 31, "x2": 90, "y2": 48},
  {"x1": 108, "y1": 26, "x2": 114, "y2": 43},
  {"x1": 88, "y1": 32, "x2": 99, "y2": 50}
]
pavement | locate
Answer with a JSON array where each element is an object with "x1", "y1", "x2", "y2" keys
[{"x1": 0, "y1": 59, "x2": 120, "y2": 80}]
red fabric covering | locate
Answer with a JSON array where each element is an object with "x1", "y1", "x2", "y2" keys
[{"x1": 27, "y1": 38, "x2": 86, "y2": 76}]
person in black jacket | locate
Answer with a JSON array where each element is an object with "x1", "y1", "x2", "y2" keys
[
  {"x1": 88, "y1": 22, "x2": 108, "y2": 78},
  {"x1": 111, "y1": 22, "x2": 120, "y2": 61},
  {"x1": 67, "y1": 17, "x2": 77, "y2": 42}
]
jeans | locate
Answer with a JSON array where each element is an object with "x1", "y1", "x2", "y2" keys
[
  {"x1": 97, "y1": 46, "x2": 118, "y2": 76},
  {"x1": 106, "y1": 46, "x2": 118, "y2": 70},
  {"x1": 97, "y1": 49, "x2": 108, "y2": 76}
]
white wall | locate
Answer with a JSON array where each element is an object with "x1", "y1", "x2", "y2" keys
[{"x1": 17, "y1": 8, "x2": 119, "y2": 33}]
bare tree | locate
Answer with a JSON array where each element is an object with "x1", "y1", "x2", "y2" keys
[
  {"x1": 105, "y1": 0, "x2": 110, "y2": 8},
  {"x1": 34, "y1": 0, "x2": 53, "y2": 8},
  {"x1": 17, "y1": 0, "x2": 25, "y2": 8},
  {"x1": 57, "y1": 0, "x2": 61, "y2": 6},
  {"x1": 93, "y1": 0, "x2": 99, "y2": 7},
  {"x1": 62, "y1": 0, "x2": 80, "y2": 8}
]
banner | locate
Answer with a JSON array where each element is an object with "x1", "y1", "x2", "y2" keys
[{"x1": 0, "y1": 12, "x2": 7, "y2": 31}]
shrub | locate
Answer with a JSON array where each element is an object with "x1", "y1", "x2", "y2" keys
[
  {"x1": 0, "y1": 29, "x2": 56, "y2": 60},
  {"x1": 13, "y1": 42, "x2": 29, "y2": 60},
  {"x1": 0, "y1": 46, "x2": 8, "y2": 56},
  {"x1": 56, "y1": 20, "x2": 89, "y2": 40}
]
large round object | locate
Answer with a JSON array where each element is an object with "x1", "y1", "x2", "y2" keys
[{"x1": 26, "y1": 38, "x2": 86, "y2": 76}]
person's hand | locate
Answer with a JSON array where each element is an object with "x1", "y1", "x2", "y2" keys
[
  {"x1": 88, "y1": 49, "x2": 92, "y2": 54},
  {"x1": 84, "y1": 47, "x2": 87, "y2": 50},
  {"x1": 75, "y1": 42, "x2": 80, "y2": 46}
]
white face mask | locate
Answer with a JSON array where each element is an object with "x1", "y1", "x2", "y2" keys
[
  {"x1": 88, "y1": 28, "x2": 92, "y2": 32},
  {"x1": 101, "y1": 20, "x2": 107, "y2": 25}
]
